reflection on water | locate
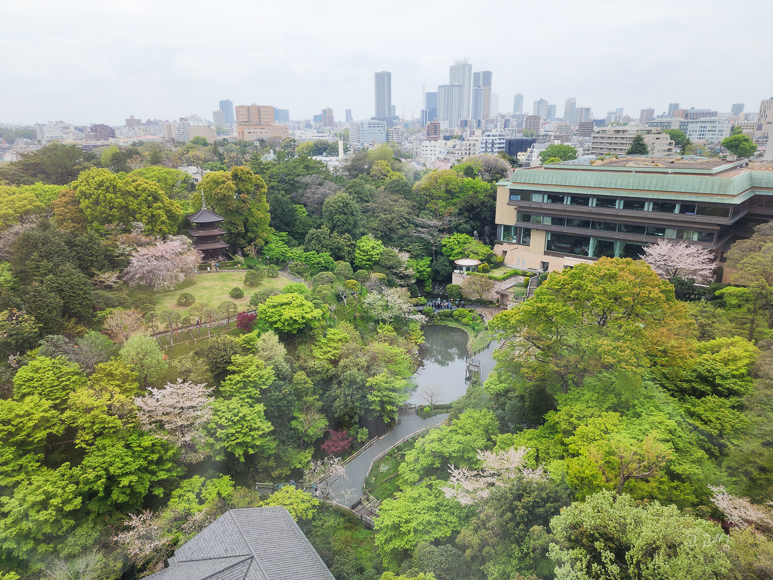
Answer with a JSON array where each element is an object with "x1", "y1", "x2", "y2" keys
[{"x1": 408, "y1": 325, "x2": 470, "y2": 405}]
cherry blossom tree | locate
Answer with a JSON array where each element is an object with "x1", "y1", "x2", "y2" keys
[
  {"x1": 123, "y1": 238, "x2": 202, "y2": 291},
  {"x1": 642, "y1": 239, "x2": 716, "y2": 283},
  {"x1": 103, "y1": 308, "x2": 145, "y2": 343},
  {"x1": 363, "y1": 287, "x2": 425, "y2": 324},
  {"x1": 112, "y1": 510, "x2": 170, "y2": 572},
  {"x1": 304, "y1": 456, "x2": 351, "y2": 505},
  {"x1": 709, "y1": 485, "x2": 773, "y2": 533},
  {"x1": 134, "y1": 379, "x2": 213, "y2": 463},
  {"x1": 442, "y1": 447, "x2": 545, "y2": 506}
]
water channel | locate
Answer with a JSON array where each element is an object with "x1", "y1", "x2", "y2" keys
[{"x1": 408, "y1": 325, "x2": 498, "y2": 405}]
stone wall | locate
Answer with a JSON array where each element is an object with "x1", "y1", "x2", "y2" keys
[{"x1": 451, "y1": 271, "x2": 525, "y2": 303}]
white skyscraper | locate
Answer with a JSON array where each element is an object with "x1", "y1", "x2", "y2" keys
[
  {"x1": 374, "y1": 71, "x2": 392, "y2": 120},
  {"x1": 449, "y1": 59, "x2": 472, "y2": 120},
  {"x1": 533, "y1": 98, "x2": 548, "y2": 119},
  {"x1": 490, "y1": 94, "x2": 499, "y2": 117},
  {"x1": 513, "y1": 93, "x2": 524, "y2": 115},
  {"x1": 471, "y1": 86, "x2": 485, "y2": 121},
  {"x1": 564, "y1": 98, "x2": 577, "y2": 126},
  {"x1": 438, "y1": 84, "x2": 463, "y2": 128}
]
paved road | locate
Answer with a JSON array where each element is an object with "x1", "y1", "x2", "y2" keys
[{"x1": 328, "y1": 412, "x2": 449, "y2": 506}]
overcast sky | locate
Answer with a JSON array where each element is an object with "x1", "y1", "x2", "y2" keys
[{"x1": 1, "y1": 0, "x2": 771, "y2": 127}]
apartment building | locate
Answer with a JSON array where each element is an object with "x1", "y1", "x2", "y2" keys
[
  {"x1": 685, "y1": 118, "x2": 731, "y2": 143},
  {"x1": 388, "y1": 126, "x2": 406, "y2": 144},
  {"x1": 590, "y1": 126, "x2": 674, "y2": 156},
  {"x1": 524, "y1": 115, "x2": 541, "y2": 134},
  {"x1": 425, "y1": 121, "x2": 441, "y2": 141},
  {"x1": 577, "y1": 121, "x2": 595, "y2": 138},
  {"x1": 673, "y1": 108, "x2": 718, "y2": 120},
  {"x1": 494, "y1": 158, "x2": 773, "y2": 272},
  {"x1": 235, "y1": 104, "x2": 288, "y2": 140},
  {"x1": 236, "y1": 105, "x2": 274, "y2": 125},
  {"x1": 758, "y1": 97, "x2": 773, "y2": 139},
  {"x1": 479, "y1": 130, "x2": 508, "y2": 154},
  {"x1": 175, "y1": 122, "x2": 217, "y2": 144}
]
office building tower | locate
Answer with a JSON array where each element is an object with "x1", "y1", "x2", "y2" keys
[
  {"x1": 236, "y1": 105, "x2": 274, "y2": 125},
  {"x1": 391, "y1": 105, "x2": 396, "y2": 118},
  {"x1": 234, "y1": 103, "x2": 288, "y2": 140},
  {"x1": 345, "y1": 109, "x2": 353, "y2": 123},
  {"x1": 273, "y1": 108, "x2": 289, "y2": 123},
  {"x1": 667, "y1": 103, "x2": 680, "y2": 117},
  {"x1": 472, "y1": 71, "x2": 493, "y2": 118},
  {"x1": 547, "y1": 105, "x2": 556, "y2": 120},
  {"x1": 219, "y1": 100, "x2": 235, "y2": 125},
  {"x1": 425, "y1": 92, "x2": 438, "y2": 125},
  {"x1": 758, "y1": 97, "x2": 773, "y2": 138},
  {"x1": 564, "y1": 98, "x2": 577, "y2": 126},
  {"x1": 348, "y1": 122, "x2": 360, "y2": 146},
  {"x1": 471, "y1": 86, "x2": 485, "y2": 121},
  {"x1": 449, "y1": 59, "x2": 472, "y2": 120},
  {"x1": 640, "y1": 108, "x2": 655, "y2": 125},
  {"x1": 524, "y1": 116, "x2": 541, "y2": 134},
  {"x1": 731, "y1": 103, "x2": 745, "y2": 117},
  {"x1": 322, "y1": 108, "x2": 334, "y2": 127},
  {"x1": 212, "y1": 110, "x2": 226, "y2": 128},
  {"x1": 438, "y1": 84, "x2": 463, "y2": 128},
  {"x1": 426, "y1": 121, "x2": 441, "y2": 141},
  {"x1": 513, "y1": 93, "x2": 524, "y2": 115},
  {"x1": 490, "y1": 94, "x2": 499, "y2": 117},
  {"x1": 358, "y1": 120, "x2": 387, "y2": 145},
  {"x1": 375, "y1": 71, "x2": 392, "y2": 120},
  {"x1": 533, "y1": 98, "x2": 548, "y2": 119},
  {"x1": 576, "y1": 107, "x2": 592, "y2": 123}
]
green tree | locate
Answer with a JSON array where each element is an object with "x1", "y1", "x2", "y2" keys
[
  {"x1": 441, "y1": 233, "x2": 491, "y2": 261},
  {"x1": 206, "y1": 397, "x2": 275, "y2": 461},
  {"x1": 0, "y1": 142, "x2": 95, "y2": 185},
  {"x1": 722, "y1": 134, "x2": 758, "y2": 157},
  {"x1": 549, "y1": 490, "x2": 731, "y2": 580},
  {"x1": 663, "y1": 129, "x2": 690, "y2": 149},
  {"x1": 354, "y1": 235, "x2": 385, "y2": 270},
  {"x1": 257, "y1": 486, "x2": 319, "y2": 521},
  {"x1": 538, "y1": 144, "x2": 577, "y2": 164},
  {"x1": 626, "y1": 134, "x2": 649, "y2": 155},
  {"x1": 257, "y1": 293, "x2": 323, "y2": 335},
  {"x1": 0, "y1": 309, "x2": 38, "y2": 357},
  {"x1": 322, "y1": 192, "x2": 363, "y2": 237},
  {"x1": 13, "y1": 356, "x2": 86, "y2": 410},
  {"x1": 119, "y1": 335, "x2": 168, "y2": 388},
  {"x1": 367, "y1": 372, "x2": 410, "y2": 424}
]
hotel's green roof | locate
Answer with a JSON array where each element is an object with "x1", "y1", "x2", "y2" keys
[{"x1": 500, "y1": 166, "x2": 773, "y2": 204}]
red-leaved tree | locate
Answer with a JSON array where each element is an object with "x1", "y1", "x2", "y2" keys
[
  {"x1": 236, "y1": 311, "x2": 257, "y2": 331},
  {"x1": 124, "y1": 238, "x2": 202, "y2": 291},
  {"x1": 320, "y1": 429, "x2": 353, "y2": 455},
  {"x1": 642, "y1": 239, "x2": 716, "y2": 283}
]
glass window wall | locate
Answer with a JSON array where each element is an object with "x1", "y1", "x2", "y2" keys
[
  {"x1": 651, "y1": 201, "x2": 677, "y2": 213},
  {"x1": 592, "y1": 221, "x2": 617, "y2": 232},
  {"x1": 543, "y1": 216, "x2": 566, "y2": 226},
  {"x1": 618, "y1": 223, "x2": 646, "y2": 235},
  {"x1": 622, "y1": 199, "x2": 647, "y2": 211},
  {"x1": 519, "y1": 228, "x2": 531, "y2": 245},
  {"x1": 566, "y1": 218, "x2": 591, "y2": 229},
  {"x1": 518, "y1": 213, "x2": 531, "y2": 222},
  {"x1": 696, "y1": 206, "x2": 730, "y2": 218},
  {"x1": 545, "y1": 194, "x2": 566, "y2": 204},
  {"x1": 545, "y1": 232, "x2": 590, "y2": 256},
  {"x1": 501, "y1": 225, "x2": 516, "y2": 242},
  {"x1": 679, "y1": 203, "x2": 697, "y2": 215},
  {"x1": 594, "y1": 197, "x2": 618, "y2": 208},
  {"x1": 676, "y1": 229, "x2": 715, "y2": 243},
  {"x1": 510, "y1": 191, "x2": 530, "y2": 201},
  {"x1": 569, "y1": 196, "x2": 590, "y2": 206}
]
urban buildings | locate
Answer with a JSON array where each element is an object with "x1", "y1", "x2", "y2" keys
[
  {"x1": 590, "y1": 126, "x2": 674, "y2": 156},
  {"x1": 667, "y1": 103, "x2": 680, "y2": 117},
  {"x1": 533, "y1": 99, "x2": 548, "y2": 119},
  {"x1": 564, "y1": 98, "x2": 576, "y2": 126},
  {"x1": 513, "y1": 93, "x2": 524, "y2": 115},
  {"x1": 524, "y1": 115, "x2": 541, "y2": 135},
  {"x1": 353, "y1": 120, "x2": 386, "y2": 145},
  {"x1": 674, "y1": 108, "x2": 718, "y2": 120},
  {"x1": 684, "y1": 118, "x2": 731, "y2": 143},
  {"x1": 494, "y1": 158, "x2": 773, "y2": 273},
  {"x1": 577, "y1": 121, "x2": 595, "y2": 138},
  {"x1": 472, "y1": 71, "x2": 492, "y2": 118},
  {"x1": 438, "y1": 84, "x2": 463, "y2": 129},
  {"x1": 479, "y1": 130, "x2": 508, "y2": 154},
  {"x1": 235, "y1": 105, "x2": 289, "y2": 141},
  {"x1": 449, "y1": 59, "x2": 472, "y2": 120},
  {"x1": 321, "y1": 108, "x2": 334, "y2": 127},
  {"x1": 490, "y1": 94, "x2": 499, "y2": 118},
  {"x1": 576, "y1": 107, "x2": 592, "y2": 123},
  {"x1": 388, "y1": 126, "x2": 406, "y2": 144},
  {"x1": 87, "y1": 124, "x2": 115, "y2": 139},
  {"x1": 212, "y1": 110, "x2": 226, "y2": 128},
  {"x1": 345, "y1": 109, "x2": 352, "y2": 123},
  {"x1": 425, "y1": 92, "x2": 438, "y2": 124},
  {"x1": 547, "y1": 104, "x2": 556, "y2": 121},
  {"x1": 175, "y1": 121, "x2": 217, "y2": 144},
  {"x1": 505, "y1": 137, "x2": 536, "y2": 158},
  {"x1": 348, "y1": 122, "x2": 359, "y2": 147},
  {"x1": 425, "y1": 120, "x2": 441, "y2": 141},
  {"x1": 218, "y1": 100, "x2": 235, "y2": 125},
  {"x1": 471, "y1": 87, "x2": 485, "y2": 121},
  {"x1": 758, "y1": 97, "x2": 773, "y2": 139},
  {"x1": 375, "y1": 71, "x2": 392, "y2": 121},
  {"x1": 731, "y1": 103, "x2": 745, "y2": 117},
  {"x1": 273, "y1": 108, "x2": 290, "y2": 123},
  {"x1": 639, "y1": 108, "x2": 654, "y2": 125}
]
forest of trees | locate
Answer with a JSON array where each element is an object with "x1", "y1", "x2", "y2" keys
[{"x1": 0, "y1": 138, "x2": 772, "y2": 580}]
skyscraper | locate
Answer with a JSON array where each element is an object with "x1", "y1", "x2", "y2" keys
[
  {"x1": 422, "y1": 92, "x2": 438, "y2": 126},
  {"x1": 490, "y1": 94, "x2": 499, "y2": 117},
  {"x1": 375, "y1": 71, "x2": 392, "y2": 120},
  {"x1": 576, "y1": 107, "x2": 592, "y2": 123},
  {"x1": 513, "y1": 93, "x2": 524, "y2": 115},
  {"x1": 438, "y1": 84, "x2": 463, "y2": 128},
  {"x1": 345, "y1": 109, "x2": 353, "y2": 123},
  {"x1": 731, "y1": 103, "x2": 745, "y2": 117},
  {"x1": 449, "y1": 59, "x2": 472, "y2": 120},
  {"x1": 219, "y1": 100, "x2": 235, "y2": 125},
  {"x1": 213, "y1": 110, "x2": 226, "y2": 128},
  {"x1": 639, "y1": 108, "x2": 655, "y2": 124},
  {"x1": 322, "y1": 108, "x2": 334, "y2": 127},
  {"x1": 667, "y1": 103, "x2": 680, "y2": 117},
  {"x1": 533, "y1": 98, "x2": 548, "y2": 119},
  {"x1": 564, "y1": 98, "x2": 577, "y2": 126},
  {"x1": 472, "y1": 71, "x2": 492, "y2": 118},
  {"x1": 547, "y1": 105, "x2": 556, "y2": 120}
]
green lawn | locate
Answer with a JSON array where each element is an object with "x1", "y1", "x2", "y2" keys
[{"x1": 154, "y1": 271, "x2": 288, "y2": 311}]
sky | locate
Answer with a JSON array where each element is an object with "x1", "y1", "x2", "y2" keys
[{"x1": 1, "y1": 0, "x2": 771, "y2": 127}]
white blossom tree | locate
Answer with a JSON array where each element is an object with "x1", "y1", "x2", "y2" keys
[
  {"x1": 304, "y1": 456, "x2": 351, "y2": 505},
  {"x1": 442, "y1": 447, "x2": 545, "y2": 506},
  {"x1": 709, "y1": 485, "x2": 773, "y2": 532},
  {"x1": 123, "y1": 238, "x2": 202, "y2": 291},
  {"x1": 134, "y1": 379, "x2": 213, "y2": 463},
  {"x1": 642, "y1": 239, "x2": 716, "y2": 283},
  {"x1": 363, "y1": 287, "x2": 425, "y2": 324},
  {"x1": 103, "y1": 308, "x2": 145, "y2": 344}
]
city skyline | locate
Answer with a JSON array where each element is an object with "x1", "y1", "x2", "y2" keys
[{"x1": 1, "y1": 0, "x2": 771, "y2": 126}]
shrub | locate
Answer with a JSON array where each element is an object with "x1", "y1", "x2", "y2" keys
[
  {"x1": 422, "y1": 306, "x2": 434, "y2": 318},
  {"x1": 522, "y1": 277, "x2": 530, "y2": 288},
  {"x1": 289, "y1": 262, "x2": 310, "y2": 279},
  {"x1": 229, "y1": 287, "x2": 244, "y2": 299},
  {"x1": 243, "y1": 269, "x2": 262, "y2": 287},
  {"x1": 266, "y1": 265, "x2": 279, "y2": 278},
  {"x1": 479, "y1": 263, "x2": 490, "y2": 273},
  {"x1": 321, "y1": 429, "x2": 353, "y2": 455},
  {"x1": 447, "y1": 284, "x2": 463, "y2": 300},
  {"x1": 176, "y1": 292, "x2": 196, "y2": 307},
  {"x1": 250, "y1": 288, "x2": 280, "y2": 307},
  {"x1": 236, "y1": 311, "x2": 257, "y2": 331}
]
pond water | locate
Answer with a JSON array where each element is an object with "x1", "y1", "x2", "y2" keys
[{"x1": 408, "y1": 325, "x2": 497, "y2": 405}]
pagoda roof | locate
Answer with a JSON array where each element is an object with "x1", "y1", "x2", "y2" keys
[
  {"x1": 189, "y1": 228, "x2": 227, "y2": 237},
  {"x1": 187, "y1": 207, "x2": 224, "y2": 224}
]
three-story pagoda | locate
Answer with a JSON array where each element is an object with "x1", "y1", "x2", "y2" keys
[{"x1": 187, "y1": 205, "x2": 229, "y2": 262}]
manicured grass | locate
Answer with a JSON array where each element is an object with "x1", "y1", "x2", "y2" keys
[
  {"x1": 154, "y1": 271, "x2": 288, "y2": 311},
  {"x1": 364, "y1": 439, "x2": 417, "y2": 501}
]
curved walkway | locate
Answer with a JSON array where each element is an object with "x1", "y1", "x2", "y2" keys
[{"x1": 329, "y1": 412, "x2": 448, "y2": 506}]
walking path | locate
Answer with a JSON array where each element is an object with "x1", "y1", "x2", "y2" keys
[{"x1": 328, "y1": 411, "x2": 448, "y2": 506}]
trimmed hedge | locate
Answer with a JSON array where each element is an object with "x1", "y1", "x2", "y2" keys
[{"x1": 485, "y1": 268, "x2": 530, "y2": 282}]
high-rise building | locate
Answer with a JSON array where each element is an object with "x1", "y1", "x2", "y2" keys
[
  {"x1": 471, "y1": 86, "x2": 485, "y2": 121},
  {"x1": 524, "y1": 115, "x2": 541, "y2": 134},
  {"x1": 219, "y1": 100, "x2": 235, "y2": 125},
  {"x1": 547, "y1": 105, "x2": 556, "y2": 120},
  {"x1": 640, "y1": 108, "x2": 655, "y2": 124},
  {"x1": 322, "y1": 108, "x2": 334, "y2": 127},
  {"x1": 438, "y1": 84, "x2": 463, "y2": 128},
  {"x1": 212, "y1": 110, "x2": 226, "y2": 128},
  {"x1": 731, "y1": 103, "x2": 745, "y2": 117},
  {"x1": 513, "y1": 93, "x2": 524, "y2": 115},
  {"x1": 576, "y1": 107, "x2": 592, "y2": 123},
  {"x1": 472, "y1": 71, "x2": 492, "y2": 118},
  {"x1": 391, "y1": 105, "x2": 396, "y2": 118},
  {"x1": 273, "y1": 108, "x2": 289, "y2": 123},
  {"x1": 425, "y1": 92, "x2": 438, "y2": 125},
  {"x1": 234, "y1": 105, "x2": 288, "y2": 140},
  {"x1": 450, "y1": 59, "x2": 472, "y2": 120},
  {"x1": 490, "y1": 94, "x2": 499, "y2": 117},
  {"x1": 348, "y1": 122, "x2": 360, "y2": 146},
  {"x1": 577, "y1": 121, "x2": 595, "y2": 138},
  {"x1": 758, "y1": 97, "x2": 773, "y2": 139},
  {"x1": 375, "y1": 71, "x2": 392, "y2": 120},
  {"x1": 359, "y1": 120, "x2": 387, "y2": 145},
  {"x1": 533, "y1": 99, "x2": 548, "y2": 119},
  {"x1": 345, "y1": 109, "x2": 353, "y2": 123},
  {"x1": 667, "y1": 103, "x2": 680, "y2": 117},
  {"x1": 426, "y1": 121, "x2": 441, "y2": 141},
  {"x1": 236, "y1": 105, "x2": 274, "y2": 125},
  {"x1": 564, "y1": 98, "x2": 577, "y2": 126},
  {"x1": 126, "y1": 115, "x2": 141, "y2": 128}
]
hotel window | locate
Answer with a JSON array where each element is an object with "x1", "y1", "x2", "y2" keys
[
  {"x1": 618, "y1": 223, "x2": 646, "y2": 235},
  {"x1": 592, "y1": 221, "x2": 617, "y2": 232},
  {"x1": 545, "y1": 232, "x2": 591, "y2": 256},
  {"x1": 519, "y1": 228, "x2": 531, "y2": 245},
  {"x1": 510, "y1": 191, "x2": 531, "y2": 201},
  {"x1": 569, "y1": 196, "x2": 590, "y2": 206},
  {"x1": 518, "y1": 213, "x2": 532, "y2": 222},
  {"x1": 543, "y1": 216, "x2": 566, "y2": 226},
  {"x1": 501, "y1": 225, "x2": 516, "y2": 242},
  {"x1": 696, "y1": 205, "x2": 730, "y2": 218},
  {"x1": 651, "y1": 201, "x2": 677, "y2": 213},
  {"x1": 594, "y1": 197, "x2": 618, "y2": 208},
  {"x1": 566, "y1": 218, "x2": 591, "y2": 229},
  {"x1": 677, "y1": 229, "x2": 715, "y2": 243},
  {"x1": 622, "y1": 199, "x2": 647, "y2": 211},
  {"x1": 646, "y1": 226, "x2": 677, "y2": 238},
  {"x1": 545, "y1": 193, "x2": 566, "y2": 204},
  {"x1": 679, "y1": 203, "x2": 697, "y2": 215}
]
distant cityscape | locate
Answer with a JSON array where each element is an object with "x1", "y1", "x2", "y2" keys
[{"x1": 1, "y1": 59, "x2": 771, "y2": 169}]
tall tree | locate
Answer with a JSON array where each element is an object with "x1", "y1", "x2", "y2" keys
[
  {"x1": 642, "y1": 239, "x2": 716, "y2": 283},
  {"x1": 722, "y1": 134, "x2": 758, "y2": 157},
  {"x1": 626, "y1": 134, "x2": 649, "y2": 155}
]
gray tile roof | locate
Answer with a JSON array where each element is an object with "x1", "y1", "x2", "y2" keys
[{"x1": 145, "y1": 507, "x2": 335, "y2": 580}]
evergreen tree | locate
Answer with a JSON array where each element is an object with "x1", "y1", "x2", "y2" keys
[{"x1": 627, "y1": 134, "x2": 649, "y2": 155}]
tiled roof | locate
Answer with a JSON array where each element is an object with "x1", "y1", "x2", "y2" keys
[
  {"x1": 145, "y1": 507, "x2": 334, "y2": 580},
  {"x1": 187, "y1": 208, "x2": 225, "y2": 224}
]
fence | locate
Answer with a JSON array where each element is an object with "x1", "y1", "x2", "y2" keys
[
  {"x1": 363, "y1": 425, "x2": 442, "y2": 486},
  {"x1": 340, "y1": 432, "x2": 390, "y2": 468}
]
